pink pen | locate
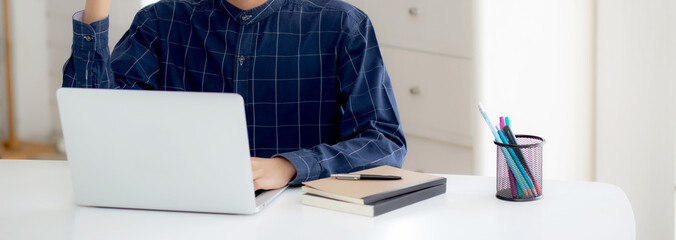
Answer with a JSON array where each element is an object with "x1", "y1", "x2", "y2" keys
[
  {"x1": 499, "y1": 116, "x2": 506, "y2": 130},
  {"x1": 508, "y1": 168, "x2": 518, "y2": 198}
]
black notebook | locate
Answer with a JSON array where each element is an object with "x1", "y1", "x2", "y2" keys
[{"x1": 302, "y1": 183, "x2": 446, "y2": 217}]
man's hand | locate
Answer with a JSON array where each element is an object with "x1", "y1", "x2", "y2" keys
[
  {"x1": 251, "y1": 157, "x2": 297, "y2": 190},
  {"x1": 84, "y1": 0, "x2": 111, "y2": 24}
]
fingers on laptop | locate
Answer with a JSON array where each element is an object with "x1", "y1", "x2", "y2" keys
[
  {"x1": 251, "y1": 157, "x2": 295, "y2": 190},
  {"x1": 251, "y1": 157, "x2": 264, "y2": 190},
  {"x1": 253, "y1": 179, "x2": 261, "y2": 191}
]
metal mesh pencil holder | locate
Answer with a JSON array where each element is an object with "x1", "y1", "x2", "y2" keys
[{"x1": 495, "y1": 135, "x2": 545, "y2": 201}]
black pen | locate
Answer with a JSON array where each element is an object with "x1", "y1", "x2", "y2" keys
[{"x1": 331, "y1": 174, "x2": 402, "y2": 180}]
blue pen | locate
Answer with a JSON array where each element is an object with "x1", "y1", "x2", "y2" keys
[
  {"x1": 478, "y1": 104, "x2": 531, "y2": 197},
  {"x1": 498, "y1": 128, "x2": 537, "y2": 196}
]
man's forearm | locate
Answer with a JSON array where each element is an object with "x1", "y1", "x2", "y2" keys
[{"x1": 83, "y1": 0, "x2": 111, "y2": 24}]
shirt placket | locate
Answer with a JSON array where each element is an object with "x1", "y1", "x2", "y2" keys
[{"x1": 234, "y1": 13, "x2": 255, "y2": 103}]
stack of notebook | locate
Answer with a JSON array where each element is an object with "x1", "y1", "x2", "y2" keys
[{"x1": 301, "y1": 166, "x2": 447, "y2": 217}]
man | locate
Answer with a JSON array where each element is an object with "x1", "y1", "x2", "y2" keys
[{"x1": 63, "y1": 0, "x2": 406, "y2": 191}]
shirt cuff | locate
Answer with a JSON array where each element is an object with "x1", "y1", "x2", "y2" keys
[
  {"x1": 274, "y1": 149, "x2": 323, "y2": 185},
  {"x1": 72, "y1": 10, "x2": 110, "y2": 52}
]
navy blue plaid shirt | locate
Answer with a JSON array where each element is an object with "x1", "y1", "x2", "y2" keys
[{"x1": 63, "y1": 0, "x2": 406, "y2": 185}]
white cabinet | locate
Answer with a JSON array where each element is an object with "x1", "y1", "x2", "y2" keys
[
  {"x1": 381, "y1": 48, "x2": 473, "y2": 147},
  {"x1": 345, "y1": 0, "x2": 475, "y2": 174},
  {"x1": 366, "y1": 0, "x2": 473, "y2": 58}
]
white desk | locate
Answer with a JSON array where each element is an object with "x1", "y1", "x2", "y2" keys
[{"x1": 0, "y1": 160, "x2": 634, "y2": 240}]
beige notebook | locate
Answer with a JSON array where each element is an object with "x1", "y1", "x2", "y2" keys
[{"x1": 302, "y1": 166, "x2": 446, "y2": 205}]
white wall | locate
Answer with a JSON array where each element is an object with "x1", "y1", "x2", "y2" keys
[
  {"x1": 474, "y1": 0, "x2": 596, "y2": 181},
  {"x1": 596, "y1": 0, "x2": 676, "y2": 239},
  {"x1": 11, "y1": 0, "x2": 53, "y2": 144},
  {"x1": 141, "y1": 0, "x2": 160, "y2": 7}
]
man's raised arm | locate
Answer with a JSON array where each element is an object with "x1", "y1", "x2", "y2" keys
[
  {"x1": 63, "y1": 1, "x2": 160, "y2": 89},
  {"x1": 83, "y1": 0, "x2": 110, "y2": 24}
]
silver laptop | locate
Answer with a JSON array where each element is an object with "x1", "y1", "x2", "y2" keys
[{"x1": 57, "y1": 88, "x2": 286, "y2": 214}]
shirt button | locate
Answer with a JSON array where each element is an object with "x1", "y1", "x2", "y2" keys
[
  {"x1": 84, "y1": 35, "x2": 93, "y2": 42},
  {"x1": 238, "y1": 56, "x2": 246, "y2": 65},
  {"x1": 241, "y1": 14, "x2": 251, "y2": 21}
]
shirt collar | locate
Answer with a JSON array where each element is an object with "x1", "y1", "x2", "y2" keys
[{"x1": 219, "y1": 0, "x2": 285, "y2": 24}]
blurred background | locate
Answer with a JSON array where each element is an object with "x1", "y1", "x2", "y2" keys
[{"x1": 0, "y1": 0, "x2": 674, "y2": 239}]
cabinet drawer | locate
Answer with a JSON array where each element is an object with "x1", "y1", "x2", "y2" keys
[
  {"x1": 381, "y1": 47, "x2": 473, "y2": 147},
  {"x1": 402, "y1": 135, "x2": 473, "y2": 174},
  {"x1": 367, "y1": 0, "x2": 473, "y2": 58}
]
